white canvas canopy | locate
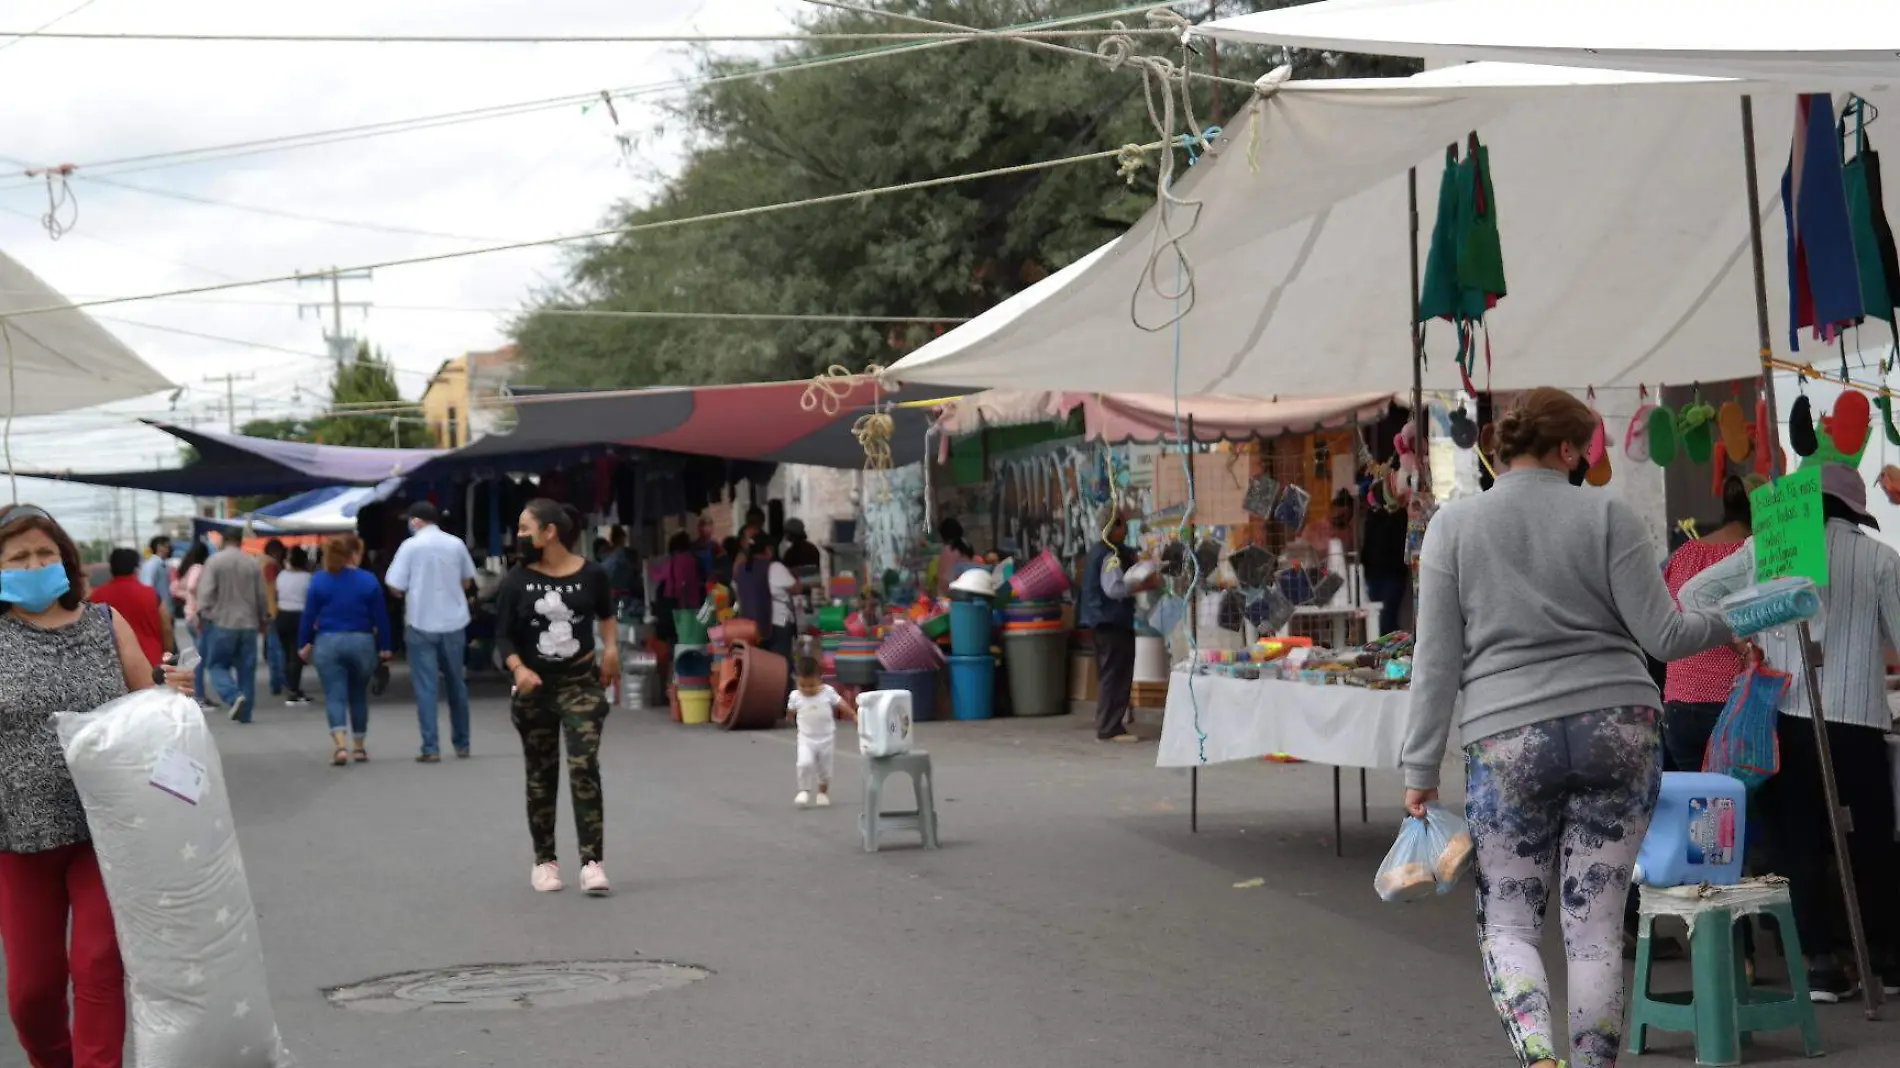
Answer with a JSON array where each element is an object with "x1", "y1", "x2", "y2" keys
[
  {"x1": 0, "y1": 248, "x2": 172, "y2": 416},
  {"x1": 887, "y1": 65, "x2": 1900, "y2": 398},
  {"x1": 1195, "y1": 0, "x2": 1900, "y2": 83}
]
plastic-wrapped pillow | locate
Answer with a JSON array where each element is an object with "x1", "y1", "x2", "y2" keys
[{"x1": 56, "y1": 688, "x2": 292, "y2": 1068}]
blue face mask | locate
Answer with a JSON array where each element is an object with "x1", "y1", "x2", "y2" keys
[{"x1": 1, "y1": 562, "x2": 70, "y2": 613}]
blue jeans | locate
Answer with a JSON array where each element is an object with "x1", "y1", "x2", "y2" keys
[
  {"x1": 202, "y1": 624, "x2": 259, "y2": 719},
  {"x1": 313, "y1": 632, "x2": 377, "y2": 738},
  {"x1": 264, "y1": 626, "x2": 285, "y2": 694},
  {"x1": 407, "y1": 626, "x2": 470, "y2": 755},
  {"x1": 190, "y1": 622, "x2": 209, "y2": 700}
]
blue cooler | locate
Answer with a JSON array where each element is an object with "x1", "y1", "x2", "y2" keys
[
  {"x1": 947, "y1": 654, "x2": 996, "y2": 720},
  {"x1": 1634, "y1": 772, "x2": 1748, "y2": 887}
]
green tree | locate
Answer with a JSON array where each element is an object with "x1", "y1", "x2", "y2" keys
[
  {"x1": 513, "y1": 0, "x2": 1413, "y2": 389},
  {"x1": 309, "y1": 342, "x2": 404, "y2": 449}
]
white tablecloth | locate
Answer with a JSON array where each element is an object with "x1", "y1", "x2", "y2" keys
[{"x1": 1156, "y1": 672, "x2": 1412, "y2": 770}]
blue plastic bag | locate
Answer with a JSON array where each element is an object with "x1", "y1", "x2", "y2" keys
[
  {"x1": 1374, "y1": 817, "x2": 1439, "y2": 902},
  {"x1": 1704, "y1": 660, "x2": 1791, "y2": 790}
]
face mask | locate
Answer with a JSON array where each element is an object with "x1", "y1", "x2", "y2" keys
[
  {"x1": 519, "y1": 540, "x2": 544, "y2": 565},
  {"x1": 409, "y1": 520, "x2": 424, "y2": 535},
  {"x1": 2, "y1": 562, "x2": 70, "y2": 613},
  {"x1": 1568, "y1": 452, "x2": 1591, "y2": 487}
]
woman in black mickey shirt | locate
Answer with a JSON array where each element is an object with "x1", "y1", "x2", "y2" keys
[{"x1": 496, "y1": 499, "x2": 620, "y2": 897}]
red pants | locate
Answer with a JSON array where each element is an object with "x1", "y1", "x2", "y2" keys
[{"x1": 0, "y1": 843, "x2": 125, "y2": 1068}]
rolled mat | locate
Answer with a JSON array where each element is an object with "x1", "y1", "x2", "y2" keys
[{"x1": 721, "y1": 643, "x2": 790, "y2": 731}]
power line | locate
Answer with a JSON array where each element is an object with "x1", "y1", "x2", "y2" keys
[
  {"x1": 0, "y1": 3, "x2": 1173, "y2": 188},
  {"x1": 0, "y1": 0, "x2": 102, "y2": 53},
  {"x1": 75, "y1": 175, "x2": 513, "y2": 243},
  {"x1": 0, "y1": 140, "x2": 1161, "y2": 321},
  {"x1": 0, "y1": 27, "x2": 1175, "y2": 45}
]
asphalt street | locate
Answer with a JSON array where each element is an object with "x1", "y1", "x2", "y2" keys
[{"x1": 5, "y1": 665, "x2": 1899, "y2": 1066}]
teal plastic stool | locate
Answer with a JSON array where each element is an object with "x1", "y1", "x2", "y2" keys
[
  {"x1": 859, "y1": 750, "x2": 939, "y2": 852},
  {"x1": 1627, "y1": 879, "x2": 1822, "y2": 1066}
]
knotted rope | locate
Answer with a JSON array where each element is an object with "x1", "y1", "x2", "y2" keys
[{"x1": 1098, "y1": 10, "x2": 1205, "y2": 333}]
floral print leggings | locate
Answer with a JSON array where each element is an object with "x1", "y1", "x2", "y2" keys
[{"x1": 1466, "y1": 706, "x2": 1662, "y2": 1068}]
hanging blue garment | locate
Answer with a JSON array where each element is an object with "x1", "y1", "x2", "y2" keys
[{"x1": 1783, "y1": 92, "x2": 1864, "y2": 349}]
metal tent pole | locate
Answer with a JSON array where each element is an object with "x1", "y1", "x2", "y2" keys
[{"x1": 1739, "y1": 94, "x2": 1881, "y2": 1018}]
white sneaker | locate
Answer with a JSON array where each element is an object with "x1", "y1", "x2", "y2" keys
[
  {"x1": 580, "y1": 861, "x2": 611, "y2": 897},
  {"x1": 530, "y1": 862, "x2": 563, "y2": 893},
  {"x1": 814, "y1": 792, "x2": 832, "y2": 808},
  {"x1": 794, "y1": 791, "x2": 812, "y2": 808}
]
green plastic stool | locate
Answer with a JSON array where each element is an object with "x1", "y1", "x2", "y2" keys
[{"x1": 1627, "y1": 880, "x2": 1822, "y2": 1066}]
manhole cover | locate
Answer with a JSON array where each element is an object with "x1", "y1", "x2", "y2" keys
[{"x1": 327, "y1": 960, "x2": 710, "y2": 1012}]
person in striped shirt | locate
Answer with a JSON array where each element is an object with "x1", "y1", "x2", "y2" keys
[{"x1": 1681, "y1": 463, "x2": 1900, "y2": 1002}]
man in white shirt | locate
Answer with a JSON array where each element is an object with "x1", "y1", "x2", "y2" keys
[{"x1": 385, "y1": 502, "x2": 478, "y2": 762}]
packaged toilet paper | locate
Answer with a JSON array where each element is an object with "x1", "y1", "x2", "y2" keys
[{"x1": 56, "y1": 688, "x2": 291, "y2": 1068}]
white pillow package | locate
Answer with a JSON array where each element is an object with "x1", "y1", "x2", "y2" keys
[{"x1": 56, "y1": 687, "x2": 292, "y2": 1068}]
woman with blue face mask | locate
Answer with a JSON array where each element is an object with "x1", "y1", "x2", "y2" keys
[{"x1": 0, "y1": 503, "x2": 194, "y2": 1067}]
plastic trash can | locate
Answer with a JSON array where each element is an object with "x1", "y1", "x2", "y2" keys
[
  {"x1": 949, "y1": 601, "x2": 992, "y2": 657},
  {"x1": 947, "y1": 654, "x2": 996, "y2": 720},
  {"x1": 876, "y1": 668, "x2": 939, "y2": 723},
  {"x1": 1002, "y1": 629, "x2": 1070, "y2": 717}
]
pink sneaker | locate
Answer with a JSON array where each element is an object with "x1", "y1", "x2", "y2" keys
[
  {"x1": 530, "y1": 862, "x2": 563, "y2": 893},
  {"x1": 580, "y1": 861, "x2": 611, "y2": 897}
]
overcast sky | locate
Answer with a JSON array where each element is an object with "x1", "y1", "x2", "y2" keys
[{"x1": 2, "y1": 0, "x2": 792, "y2": 540}]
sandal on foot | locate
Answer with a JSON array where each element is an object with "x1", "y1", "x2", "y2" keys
[
  {"x1": 353, "y1": 745, "x2": 369, "y2": 763},
  {"x1": 331, "y1": 747, "x2": 349, "y2": 766}
]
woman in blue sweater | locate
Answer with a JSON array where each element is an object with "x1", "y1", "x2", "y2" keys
[{"x1": 299, "y1": 533, "x2": 393, "y2": 765}]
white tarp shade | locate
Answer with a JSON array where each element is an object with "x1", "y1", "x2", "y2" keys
[
  {"x1": 888, "y1": 67, "x2": 1900, "y2": 398},
  {"x1": 935, "y1": 389, "x2": 1398, "y2": 440},
  {"x1": 0, "y1": 249, "x2": 173, "y2": 416},
  {"x1": 1195, "y1": 0, "x2": 1900, "y2": 83}
]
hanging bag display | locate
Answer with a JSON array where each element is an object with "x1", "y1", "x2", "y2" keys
[{"x1": 1242, "y1": 473, "x2": 1281, "y2": 519}]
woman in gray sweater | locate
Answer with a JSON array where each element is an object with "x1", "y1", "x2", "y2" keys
[{"x1": 1402, "y1": 388, "x2": 1731, "y2": 1068}]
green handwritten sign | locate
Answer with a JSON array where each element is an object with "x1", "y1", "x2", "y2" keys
[{"x1": 1749, "y1": 467, "x2": 1828, "y2": 586}]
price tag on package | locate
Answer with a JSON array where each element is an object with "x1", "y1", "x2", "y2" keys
[{"x1": 149, "y1": 748, "x2": 207, "y2": 806}]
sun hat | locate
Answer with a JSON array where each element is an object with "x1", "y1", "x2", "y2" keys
[
  {"x1": 1821, "y1": 462, "x2": 1873, "y2": 522},
  {"x1": 949, "y1": 568, "x2": 997, "y2": 598}
]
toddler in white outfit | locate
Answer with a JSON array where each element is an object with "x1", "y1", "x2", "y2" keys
[{"x1": 788, "y1": 646, "x2": 854, "y2": 808}]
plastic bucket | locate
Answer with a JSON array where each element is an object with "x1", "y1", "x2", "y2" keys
[
  {"x1": 1003, "y1": 629, "x2": 1070, "y2": 717},
  {"x1": 678, "y1": 690, "x2": 713, "y2": 725},
  {"x1": 673, "y1": 610, "x2": 710, "y2": 646},
  {"x1": 877, "y1": 668, "x2": 940, "y2": 722},
  {"x1": 949, "y1": 600, "x2": 992, "y2": 657},
  {"x1": 947, "y1": 654, "x2": 996, "y2": 720},
  {"x1": 837, "y1": 656, "x2": 882, "y2": 688}
]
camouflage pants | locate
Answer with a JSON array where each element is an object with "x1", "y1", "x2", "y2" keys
[{"x1": 511, "y1": 657, "x2": 609, "y2": 865}]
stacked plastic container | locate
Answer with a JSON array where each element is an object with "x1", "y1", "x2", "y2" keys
[
  {"x1": 673, "y1": 645, "x2": 712, "y2": 725},
  {"x1": 947, "y1": 585, "x2": 997, "y2": 721}
]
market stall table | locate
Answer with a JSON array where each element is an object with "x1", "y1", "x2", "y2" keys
[{"x1": 1157, "y1": 671, "x2": 1411, "y2": 855}]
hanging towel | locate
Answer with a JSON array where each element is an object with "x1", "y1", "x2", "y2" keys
[{"x1": 1784, "y1": 93, "x2": 1865, "y2": 349}]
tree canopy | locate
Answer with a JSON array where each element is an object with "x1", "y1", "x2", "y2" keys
[{"x1": 513, "y1": 0, "x2": 1411, "y2": 390}]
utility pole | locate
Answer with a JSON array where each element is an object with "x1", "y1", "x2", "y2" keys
[
  {"x1": 296, "y1": 267, "x2": 373, "y2": 367},
  {"x1": 202, "y1": 371, "x2": 256, "y2": 432}
]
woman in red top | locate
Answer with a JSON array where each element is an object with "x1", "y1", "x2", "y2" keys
[{"x1": 1660, "y1": 475, "x2": 1760, "y2": 770}]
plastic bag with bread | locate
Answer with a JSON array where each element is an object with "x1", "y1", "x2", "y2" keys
[{"x1": 1374, "y1": 803, "x2": 1474, "y2": 903}]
